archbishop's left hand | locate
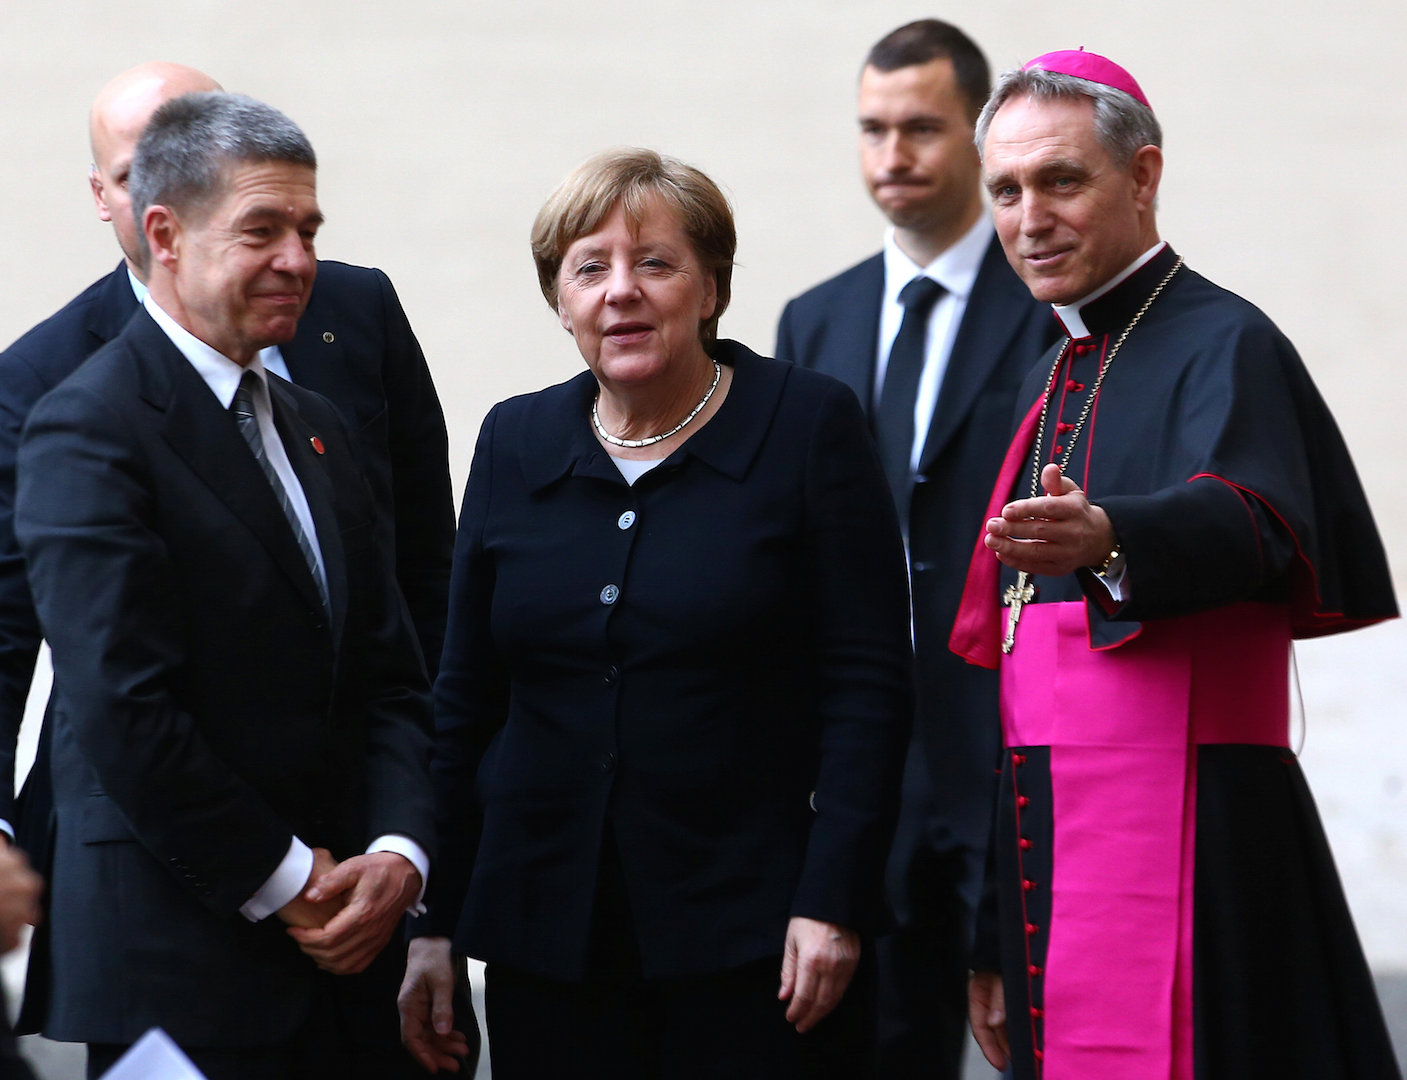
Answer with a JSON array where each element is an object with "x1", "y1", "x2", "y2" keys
[
  {"x1": 778, "y1": 916, "x2": 859, "y2": 1033},
  {"x1": 984, "y1": 463, "x2": 1117, "y2": 576},
  {"x1": 287, "y1": 851, "x2": 421, "y2": 975}
]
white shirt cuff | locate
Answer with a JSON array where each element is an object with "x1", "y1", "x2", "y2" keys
[
  {"x1": 241, "y1": 837, "x2": 313, "y2": 922},
  {"x1": 1091, "y1": 553, "x2": 1130, "y2": 603},
  {"x1": 0, "y1": 819, "x2": 14, "y2": 842},
  {"x1": 367, "y1": 834, "x2": 430, "y2": 915}
]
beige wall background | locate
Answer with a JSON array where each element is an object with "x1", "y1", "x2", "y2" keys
[{"x1": 2, "y1": 1, "x2": 1404, "y2": 968}]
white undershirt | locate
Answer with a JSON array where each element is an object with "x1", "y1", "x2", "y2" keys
[{"x1": 611, "y1": 456, "x2": 665, "y2": 485}]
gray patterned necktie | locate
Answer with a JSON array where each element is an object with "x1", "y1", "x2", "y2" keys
[{"x1": 230, "y1": 371, "x2": 329, "y2": 612}]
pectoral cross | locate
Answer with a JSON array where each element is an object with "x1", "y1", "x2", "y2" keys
[{"x1": 1002, "y1": 571, "x2": 1035, "y2": 654}]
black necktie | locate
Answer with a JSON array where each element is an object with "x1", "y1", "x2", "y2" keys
[
  {"x1": 231, "y1": 371, "x2": 329, "y2": 612},
  {"x1": 876, "y1": 275, "x2": 946, "y2": 513}
]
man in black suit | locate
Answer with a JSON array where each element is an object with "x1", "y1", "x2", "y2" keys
[
  {"x1": 14, "y1": 91, "x2": 436, "y2": 1080},
  {"x1": 775, "y1": 20, "x2": 1057, "y2": 1079},
  {"x1": 0, "y1": 60, "x2": 453, "y2": 858},
  {"x1": 0, "y1": 64, "x2": 455, "y2": 1063}
]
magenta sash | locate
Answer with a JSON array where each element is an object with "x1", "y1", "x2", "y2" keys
[{"x1": 1000, "y1": 601, "x2": 1290, "y2": 1080}]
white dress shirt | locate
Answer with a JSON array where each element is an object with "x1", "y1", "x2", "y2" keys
[
  {"x1": 143, "y1": 296, "x2": 428, "y2": 920},
  {"x1": 875, "y1": 215, "x2": 995, "y2": 472}
]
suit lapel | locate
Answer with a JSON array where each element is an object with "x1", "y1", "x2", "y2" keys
[
  {"x1": 828, "y1": 257, "x2": 886, "y2": 416},
  {"x1": 270, "y1": 378, "x2": 347, "y2": 652},
  {"x1": 131, "y1": 313, "x2": 329, "y2": 619},
  {"x1": 87, "y1": 264, "x2": 142, "y2": 351},
  {"x1": 918, "y1": 236, "x2": 1031, "y2": 471}
]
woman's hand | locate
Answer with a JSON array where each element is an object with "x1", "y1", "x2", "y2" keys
[
  {"x1": 398, "y1": 936, "x2": 471, "y2": 1073},
  {"x1": 777, "y1": 916, "x2": 859, "y2": 1033},
  {"x1": 969, "y1": 970, "x2": 1010, "y2": 1070}
]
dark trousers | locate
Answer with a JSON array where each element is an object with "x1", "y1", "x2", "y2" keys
[
  {"x1": 85, "y1": 935, "x2": 422, "y2": 1080},
  {"x1": 872, "y1": 749, "x2": 984, "y2": 1080},
  {"x1": 486, "y1": 956, "x2": 873, "y2": 1080},
  {"x1": 483, "y1": 828, "x2": 874, "y2": 1080}
]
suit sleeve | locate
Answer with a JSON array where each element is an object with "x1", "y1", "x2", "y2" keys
[
  {"x1": 0, "y1": 349, "x2": 51, "y2": 830},
  {"x1": 789, "y1": 380, "x2": 913, "y2": 932},
  {"x1": 15, "y1": 382, "x2": 299, "y2": 914},
  {"x1": 372, "y1": 269, "x2": 456, "y2": 681},
  {"x1": 417, "y1": 405, "x2": 510, "y2": 938}
]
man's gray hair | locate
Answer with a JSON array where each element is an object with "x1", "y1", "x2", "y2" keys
[
  {"x1": 129, "y1": 91, "x2": 316, "y2": 254},
  {"x1": 974, "y1": 67, "x2": 1161, "y2": 166}
]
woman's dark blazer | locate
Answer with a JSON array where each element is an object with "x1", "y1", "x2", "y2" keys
[{"x1": 422, "y1": 341, "x2": 913, "y2": 982}]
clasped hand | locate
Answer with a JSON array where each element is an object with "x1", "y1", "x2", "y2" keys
[
  {"x1": 983, "y1": 463, "x2": 1116, "y2": 576},
  {"x1": 278, "y1": 847, "x2": 421, "y2": 975}
]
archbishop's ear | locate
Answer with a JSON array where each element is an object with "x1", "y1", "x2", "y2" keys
[{"x1": 1129, "y1": 144, "x2": 1163, "y2": 213}]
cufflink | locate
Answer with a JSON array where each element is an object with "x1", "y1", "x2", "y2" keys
[{"x1": 310, "y1": 436, "x2": 325, "y2": 455}]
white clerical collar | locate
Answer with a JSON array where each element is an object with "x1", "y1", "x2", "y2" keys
[
  {"x1": 143, "y1": 295, "x2": 282, "y2": 408},
  {"x1": 1052, "y1": 241, "x2": 1167, "y2": 339},
  {"x1": 882, "y1": 215, "x2": 994, "y2": 306}
]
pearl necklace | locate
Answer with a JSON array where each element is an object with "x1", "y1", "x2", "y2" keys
[{"x1": 592, "y1": 360, "x2": 722, "y2": 448}]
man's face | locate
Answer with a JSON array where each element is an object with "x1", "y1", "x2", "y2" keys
[
  {"x1": 154, "y1": 160, "x2": 321, "y2": 365},
  {"x1": 90, "y1": 98, "x2": 151, "y2": 269},
  {"x1": 858, "y1": 58, "x2": 984, "y2": 244},
  {"x1": 90, "y1": 67, "x2": 219, "y2": 272},
  {"x1": 982, "y1": 93, "x2": 1159, "y2": 305}
]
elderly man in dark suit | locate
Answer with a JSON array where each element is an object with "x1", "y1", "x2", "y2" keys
[
  {"x1": 775, "y1": 20, "x2": 1057, "y2": 1079},
  {"x1": 0, "y1": 60, "x2": 453, "y2": 858},
  {"x1": 0, "y1": 62, "x2": 456, "y2": 1064},
  {"x1": 14, "y1": 91, "x2": 435, "y2": 1080}
]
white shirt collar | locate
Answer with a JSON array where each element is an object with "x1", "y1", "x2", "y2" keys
[
  {"x1": 142, "y1": 295, "x2": 282, "y2": 408},
  {"x1": 126, "y1": 266, "x2": 148, "y2": 305},
  {"x1": 1051, "y1": 241, "x2": 1166, "y2": 339},
  {"x1": 882, "y1": 216, "x2": 994, "y2": 306}
]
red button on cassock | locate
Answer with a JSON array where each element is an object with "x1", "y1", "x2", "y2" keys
[
  {"x1": 1035, "y1": 1049, "x2": 1045, "y2": 1061},
  {"x1": 1028, "y1": 964, "x2": 1044, "y2": 977},
  {"x1": 1017, "y1": 795, "x2": 1030, "y2": 808},
  {"x1": 1013, "y1": 754, "x2": 1028, "y2": 766},
  {"x1": 1030, "y1": 1007, "x2": 1044, "y2": 1019},
  {"x1": 1023, "y1": 879, "x2": 1037, "y2": 892},
  {"x1": 1025, "y1": 922, "x2": 1039, "y2": 936},
  {"x1": 1019, "y1": 838, "x2": 1033, "y2": 850}
]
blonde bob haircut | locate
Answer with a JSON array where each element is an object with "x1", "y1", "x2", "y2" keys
[{"x1": 531, "y1": 148, "x2": 736, "y2": 349}]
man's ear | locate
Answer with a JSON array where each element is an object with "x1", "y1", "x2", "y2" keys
[
  {"x1": 144, "y1": 205, "x2": 180, "y2": 271},
  {"x1": 1129, "y1": 144, "x2": 1163, "y2": 213},
  {"x1": 90, "y1": 165, "x2": 113, "y2": 223}
]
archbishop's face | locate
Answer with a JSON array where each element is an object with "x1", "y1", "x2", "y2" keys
[{"x1": 982, "y1": 93, "x2": 1153, "y2": 306}]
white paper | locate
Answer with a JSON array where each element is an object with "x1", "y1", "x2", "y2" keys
[{"x1": 98, "y1": 1028, "x2": 209, "y2": 1080}]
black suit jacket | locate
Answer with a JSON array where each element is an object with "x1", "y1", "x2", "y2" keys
[
  {"x1": 0, "y1": 259, "x2": 452, "y2": 829},
  {"x1": 421, "y1": 343, "x2": 913, "y2": 982},
  {"x1": 13, "y1": 309, "x2": 435, "y2": 1047},
  {"x1": 776, "y1": 237, "x2": 1057, "y2": 910}
]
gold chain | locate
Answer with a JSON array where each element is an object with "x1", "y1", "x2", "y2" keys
[{"x1": 1026, "y1": 257, "x2": 1183, "y2": 498}]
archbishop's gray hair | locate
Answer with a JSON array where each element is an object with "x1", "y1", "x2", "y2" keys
[
  {"x1": 129, "y1": 91, "x2": 316, "y2": 257},
  {"x1": 974, "y1": 67, "x2": 1162, "y2": 167}
]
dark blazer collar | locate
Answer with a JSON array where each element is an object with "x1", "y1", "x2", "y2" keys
[
  {"x1": 89, "y1": 262, "x2": 142, "y2": 347},
  {"x1": 522, "y1": 339, "x2": 785, "y2": 492},
  {"x1": 126, "y1": 310, "x2": 336, "y2": 625},
  {"x1": 829, "y1": 255, "x2": 886, "y2": 413},
  {"x1": 917, "y1": 234, "x2": 1034, "y2": 471}
]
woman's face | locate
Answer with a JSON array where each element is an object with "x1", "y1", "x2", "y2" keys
[{"x1": 556, "y1": 196, "x2": 717, "y2": 390}]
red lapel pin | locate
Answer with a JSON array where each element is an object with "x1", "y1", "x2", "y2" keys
[{"x1": 310, "y1": 436, "x2": 325, "y2": 455}]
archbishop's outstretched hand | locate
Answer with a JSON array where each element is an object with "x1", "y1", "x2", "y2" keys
[{"x1": 983, "y1": 463, "x2": 1117, "y2": 577}]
